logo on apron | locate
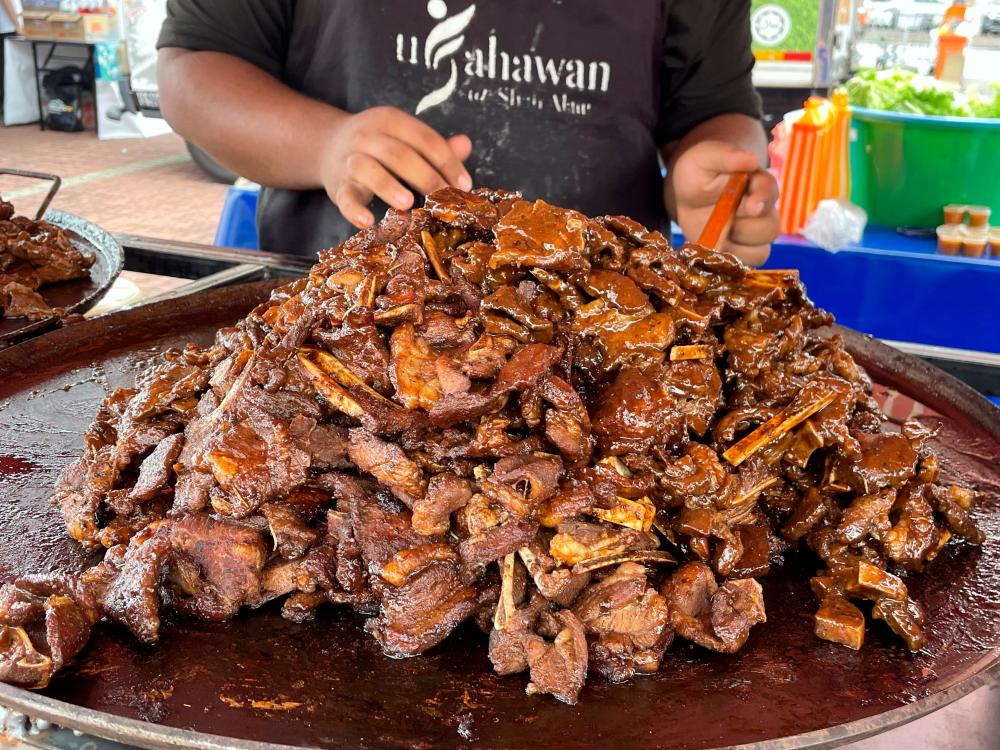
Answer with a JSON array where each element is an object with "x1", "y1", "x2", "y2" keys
[
  {"x1": 414, "y1": 1, "x2": 477, "y2": 114},
  {"x1": 394, "y1": 1, "x2": 610, "y2": 117}
]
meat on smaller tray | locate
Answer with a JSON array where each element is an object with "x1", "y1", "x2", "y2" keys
[{"x1": 0, "y1": 196, "x2": 95, "y2": 320}]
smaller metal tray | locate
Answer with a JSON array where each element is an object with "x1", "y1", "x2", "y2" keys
[{"x1": 0, "y1": 209, "x2": 125, "y2": 345}]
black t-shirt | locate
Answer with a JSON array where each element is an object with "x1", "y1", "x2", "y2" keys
[{"x1": 158, "y1": 0, "x2": 761, "y2": 256}]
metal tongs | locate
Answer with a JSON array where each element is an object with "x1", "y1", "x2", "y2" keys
[
  {"x1": 0, "y1": 168, "x2": 63, "y2": 220},
  {"x1": 690, "y1": 171, "x2": 750, "y2": 252}
]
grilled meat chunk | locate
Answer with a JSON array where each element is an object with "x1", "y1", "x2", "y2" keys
[
  {"x1": 367, "y1": 561, "x2": 478, "y2": 657},
  {"x1": 348, "y1": 429, "x2": 426, "y2": 507},
  {"x1": 661, "y1": 562, "x2": 766, "y2": 653},
  {"x1": 573, "y1": 562, "x2": 672, "y2": 682}
]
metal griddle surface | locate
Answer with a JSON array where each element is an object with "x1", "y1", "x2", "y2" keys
[{"x1": 0, "y1": 281, "x2": 998, "y2": 750}]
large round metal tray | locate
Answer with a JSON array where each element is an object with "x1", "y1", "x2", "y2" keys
[
  {"x1": 0, "y1": 280, "x2": 997, "y2": 750},
  {"x1": 0, "y1": 209, "x2": 125, "y2": 345}
]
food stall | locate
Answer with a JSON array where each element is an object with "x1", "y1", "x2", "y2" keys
[{"x1": 0, "y1": 3, "x2": 998, "y2": 750}]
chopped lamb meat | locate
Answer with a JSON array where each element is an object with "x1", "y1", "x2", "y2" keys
[
  {"x1": 573, "y1": 562, "x2": 672, "y2": 682},
  {"x1": 661, "y1": 562, "x2": 766, "y2": 653},
  {"x1": 0, "y1": 187, "x2": 984, "y2": 704},
  {"x1": 347, "y1": 428, "x2": 427, "y2": 507},
  {"x1": 367, "y1": 561, "x2": 478, "y2": 657},
  {"x1": 523, "y1": 610, "x2": 589, "y2": 704},
  {"x1": 130, "y1": 433, "x2": 184, "y2": 503}
]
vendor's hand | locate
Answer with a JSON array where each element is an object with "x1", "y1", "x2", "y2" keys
[
  {"x1": 668, "y1": 141, "x2": 779, "y2": 266},
  {"x1": 319, "y1": 106, "x2": 473, "y2": 229}
]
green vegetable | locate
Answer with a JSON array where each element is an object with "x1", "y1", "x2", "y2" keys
[
  {"x1": 969, "y1": 83, "x2": 1000, "y2": 119},
  {"x1": 843, "y1": 68, "x2": 998, "y2": 119}
]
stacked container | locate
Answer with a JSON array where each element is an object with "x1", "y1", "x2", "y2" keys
[{"x1": 936, "y1": 205, "x2": 994, "y2": 257}]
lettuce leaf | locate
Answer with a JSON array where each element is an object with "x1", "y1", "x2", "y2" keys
[{"x1": 844, "y1": 68, "x2": 997, "y2": 119}]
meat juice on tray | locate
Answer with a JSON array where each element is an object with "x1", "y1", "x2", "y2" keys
[{"x1": 0, "y1": 188, "x2": 985, "y2": 704}]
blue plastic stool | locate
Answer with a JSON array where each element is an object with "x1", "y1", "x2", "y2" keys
[{"x1": 214, "y1": 183, "x2": 261, "y2": 250}]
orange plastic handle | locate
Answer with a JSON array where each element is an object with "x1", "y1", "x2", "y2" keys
[{"x1": 695, "y1": 171, "x2": 750, "y2": 251}]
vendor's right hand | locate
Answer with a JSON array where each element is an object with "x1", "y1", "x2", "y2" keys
[{"x1": 320, "y1": 106, "x2": 473, "y2": 229}]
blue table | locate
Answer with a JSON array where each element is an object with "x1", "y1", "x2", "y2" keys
[{"x1": 762, "y1": 227, "x2": 1000, "y2": 355}]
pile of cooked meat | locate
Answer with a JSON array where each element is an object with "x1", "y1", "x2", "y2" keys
[
  {"x1": 0, "y1": 196, "x2": 95, "y2": 320},
  {"x1": 0, "y1": 188, "x2": 985, "y2": 703}
]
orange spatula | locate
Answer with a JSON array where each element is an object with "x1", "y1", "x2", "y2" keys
[{"x1": 693, "y1": 171, "x2": 750, "y2": 251}]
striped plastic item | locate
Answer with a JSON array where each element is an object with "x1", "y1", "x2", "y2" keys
[
  {"x1": 805, "y1": 97, "x2": 834, "y2": 221},
  {"x1": 779, "y1": 98, "x2": 830, "y2": 235},
  {"x1": 824, "y1": 91, "x2": 852, "y2": 201}
]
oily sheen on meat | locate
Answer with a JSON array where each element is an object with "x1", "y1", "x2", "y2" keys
[{"x1": 0, "y1": 188, "x2": 985, "y2": 704}]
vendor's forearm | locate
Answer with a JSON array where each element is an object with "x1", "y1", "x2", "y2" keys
[
  {"x1": 158, "y1": 48, "x2": 345, "y2": 190},
  {"x1": 661, "y1": 113, "x2": 768, "y2": 219}
]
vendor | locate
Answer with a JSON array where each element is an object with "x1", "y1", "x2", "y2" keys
[{"x1": 157, "y1": 0, "x2": 779, "y2": 264}]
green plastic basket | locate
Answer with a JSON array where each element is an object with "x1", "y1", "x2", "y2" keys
[{"x1": 849, "y1": 106, "x2": 1000, "y2": 229}]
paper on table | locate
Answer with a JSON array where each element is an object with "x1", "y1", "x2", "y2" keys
[{"x1": 85, "y1": 271, "x2": 189, "y2": 317}]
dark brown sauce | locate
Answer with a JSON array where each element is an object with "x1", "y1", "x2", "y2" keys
[{"x1": 0, "y1": 284, "x2": 997, "y2": 750}]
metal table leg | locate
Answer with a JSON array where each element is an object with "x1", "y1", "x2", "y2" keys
[
  {"x1": 87, "y1": 44, "x2": 96, "y2": 128},
  {"x1": 28, "y1": 40, "x2": 99, "y2": 132},
  {"x1": 30, "y1": 40, "x2": 43, "y2": 131}
]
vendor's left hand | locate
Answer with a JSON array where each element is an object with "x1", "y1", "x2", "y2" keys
[{"x1": 669, "y1": 141, "x2": 779, "y2": 266}]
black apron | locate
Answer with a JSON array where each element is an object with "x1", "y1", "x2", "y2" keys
[{"x1": 264, "y1": 0, "x2": 666, "y2": 254}]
